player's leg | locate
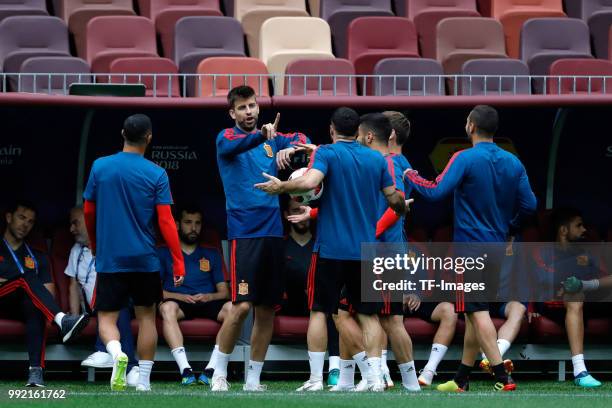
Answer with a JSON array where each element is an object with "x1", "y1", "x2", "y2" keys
[
  {"x1": 329, "y1": 324, "x2": 356, "y2": 391},
  {"x1": 480, "y1": 302, "x2": 525, "y2": 374},
  {"x1": 116, "y1": 307, "x2": 139, "y2": 387},
  {"x1": 419, "y1": 302, "x2": 457, "y2": 386},
  {"x1": 244, "y1": 304, "x2": 275, "y2": 390},
  {"x1": 21, "y1": 294, "x2": 47, "y2": 387},
  {"x1": 335, "y1": 308, "x2": 369, "y2": 390},
  {"x1": 300, "y1": 310, "x2": 327, "y2": 389},
  {"x1": 565, "y1": 301, "x2": 600, "y2": 387},
  {"x1": 159, "y1": 300, "x2": 194, "y2": 384},
  {"x1": 326, "y1": 314, "x2": 340, "y2": 387},
  {"x1": 379, "y1": 314, "x2": 419, "y2": 391},
  {"x1": 437, "y1": 310, "x2": 479, "y2": 392},
  {"x1": 469, "y1": 309, "x2": 515, "y2": 390},
  {"x1": 379, "y1": 330, "x2": 393, "y2": 388},
  {"x1": 201, "y1": 301, "x2": 232, "y2": 385}
]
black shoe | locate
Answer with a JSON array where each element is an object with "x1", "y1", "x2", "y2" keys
[
  {"x1": 26, "y1": 367, "x2": 45, "y2": 387},
  {"x1": 60, "y1": 313, "x2": 89, "y2": 343}
]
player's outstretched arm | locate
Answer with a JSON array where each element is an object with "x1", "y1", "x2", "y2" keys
[
  {"x1": 403, "y1": 151, "x2": 466, "y2": 201},
  {"x1": 216, "y1": 129, "x2": 268, "y2": 158},
  {"x1": 156, "y1": 205, "x2": 185, "y2": 286},
  {"x1": 255, "y1": 169, "x2": 324, "y2": 195},
  {"x1": 83, "y1": 200, "x2": 97, "y2": 254}
]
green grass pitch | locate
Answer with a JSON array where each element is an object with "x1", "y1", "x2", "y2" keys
[{"x1": 1, "y1": 380, "x2": 611, "y2": 408}]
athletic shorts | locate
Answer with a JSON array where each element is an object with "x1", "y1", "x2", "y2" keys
[
  {"x1": 489, "y1": 301, "x2": 528, "y2": 319},
  {"x1": 94, "y1": 272, "x2": 162, "y2": 311},
  {"x1": 161, "y1": 299, "x2": 226, "y2": 321},
  {"x1": 229, "y1": 237, "x2": 284, "y2": 306},
  {"x1": 405, "y1": 301, "x2": 441, "y2": 323},
  {"x1": 308, "y1": 255, "x2": 383, "y2": 315}
]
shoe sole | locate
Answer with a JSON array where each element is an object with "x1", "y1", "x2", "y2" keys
[
  {"x1": 62, "y1": 315, "x2": 89, "y2": 343},
  {"x1": 418, "y1": 379, "x2": 431, "y2": 387},
  {"x1": 81, "y1": 362, "x2": 114, "y2": 368},
  {"x1": 25, "y1": 383, "x2": 45, "y2": 387},
  {"x1": 111, "y1": 355, "x2": 128, "y2": 391},
  {"x1": 481, "y1": 360, "x2": 514, "y2": 376}
]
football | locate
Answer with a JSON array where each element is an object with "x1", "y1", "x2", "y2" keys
[{"x1": 288, "y1": 167, "x2": 324, "y2": 204}]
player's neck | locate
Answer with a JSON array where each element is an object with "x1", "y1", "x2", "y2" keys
[
  {"x1": 371, "y1": 142, "x2": 388, "y2": 155},
  {"x1": 334, "y1": 135, "x2": 355, "y2": 143},
  {"x1": 181, "y1": 242, "x2": 197, "y2": 255},
  {"x1": 236, "y1": 123, "x2": 256, "y2": 134},
  {"x1": 123, "y1": 143, "x2": 146, "y2": 155},
  {"x1": 3, "y1": 230, "x2": 23, "y2": 250},
  {"x1": 388, "y1": 145, "x2": 402, "y2": 155},
  {"x1": 471, "y1": 135, "x2": 494, "y2": 146},
  {"x1": 290, "y1": 229, "x2": 312, "y2": 246}
]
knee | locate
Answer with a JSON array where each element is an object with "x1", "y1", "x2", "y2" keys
[
  {"x1": 565, "y1": 302, "x2": 583, "y2": 314},
  {"x1": 439, "y1": 303, "x2": 458, "y2": 324},
  {"x1": 159, "y1": 302, "x2": 178, "y2": 320},
  {"x1": 506, "y1": 302, "x2": 527, "y2": 320},
  {"x1": 232, "y1": 302, "x2": 252, "y2": 319}
]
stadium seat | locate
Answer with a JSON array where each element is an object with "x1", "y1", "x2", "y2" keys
[
  {"x1": 436, "y1": 17, "x2": 507, "y2": 74},
  {"x1": 259, "y1": 17, "x2": 335, "y2": 94},
  {"x1": 196, "y1": 56, "x2": 270, "y2": 97},
  {"x1": 520, "y1": 18, "x2": 593, "y2": 94},
  {"x1": 401, "y1": 0, "x2": 481, "y2": 59},
  {"x1": 485, "y1": 0, "x2": 566, "y2": 59},
  {"x1": 564, "y1": 0, "x2": 612, "y2": 59},
  {"x1": 460, "y1": 58, "x2": 530, "y2": 95},
  {"x1": 321, "y1": 0, "x2": 394, "y2": 58},
  {"x1": 284, "y1": 58, "x2": 356, "y2": 95},
  {"x1": 137, "y1": 0, "x2": 223, "y2": 58},
  {"x1": 50, "y1": 227, "x2": 75, "y2": 312},
  {"x1": 236, "y1": 0, "x2": 310, "y2": 58},
  {"x1": 177, "y1": 319, "x2": 222, "y2": 341},
  {"x1": 309, "y1": 0, "x2": 321, "y2": 16},
  {"x1": 531, "y1": 315, "x2": 612, "y2": 344},
  {"x1": 0, "y1": 0, "x2": 47, "y2": 22},
  {"x1": 0, "y1": 16, "x2": 70, "y2": 74},
  {"x1": 347, "y1": 17, "x2": 419, "y2": 82},
  {"x1": 85, "y1": 16, "x2": 158, "y2": 74},
  {"x1": 17, "y1": 56, "x2": 91, "y2": 94},
  {"x1": 55, "y1": 0, "x2": 136, "y2": 58},
  {"x1": 547, "y1": 58, "x2": 612, "y2": 95},
  {"x1": 273, "y1": 316, "x2": 309, "y2": 340},
  {"x1": 174, "y1": 16, "x2": 246, "y2": 74},
  {"x1": 372, "y1": 58, "x2": 445, "y2": 96},
  {"x1": 109, "y1": 57, "x2": 180, "y2": 97}
]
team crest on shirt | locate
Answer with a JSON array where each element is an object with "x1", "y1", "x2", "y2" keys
[
  {"x1": 199, "y1": 258, "x2": 210, "y2": 272},
  {"x1": 24, "y1": 256, "x2": 35, "y2": 269},
  {"x1": 238, "y1": 281, "x2": 249, "y2": 295},
  {"x1": 577, "y1": 255, "x2": 589, "y2": 266},
  {"x1": 263, "y1": 143, "x2": 273, "y2": 158}
]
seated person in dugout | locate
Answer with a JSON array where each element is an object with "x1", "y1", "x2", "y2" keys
[
  {"x1": 158, "y1": 205, "x2": 231, "y2": 386},
  {"x1": 0, "y1": 200, "x2": 88, "y2": 387}
]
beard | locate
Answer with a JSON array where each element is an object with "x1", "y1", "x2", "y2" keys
[
  {"x1": 291, "y1": 222, "x2": 310, "y2": 235},
  {"x1": 238, "y1": 116, "x2": 257, "y2": 132},
  {"x1": 179, "y1": 231, "x2": 199, "y2": 245}
]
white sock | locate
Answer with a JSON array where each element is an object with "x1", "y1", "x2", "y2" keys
[
  {"x1": 338, "y1": 359, "x2": 355, "y2": 387},
  {"x1": 245, "y1": 360, "x2": 263, "y2": 386},
  {"x1": 308, "y1": 351, "x2": 325, "y2": 382},
  {"x1": 572, "y1": 354, "x2": 587, "y2": 377},
  {"x1": 106, "y1": 340, "x2": 122, "y2": 361},
  {"x1": 212, "y1": 351, "x2": 230, "y2": 380},
  {"x1": 399, "y1": 361, "x2": 420, "y2": 391},
  {"x1": 54, "y1": 312, "x2": 65, "y2": 327},
  {"x1": 352, "y1": 351, "x2": 369, "y2": 380},
  {"x1": 138, "y1": 360, "x2": 153, "y2": 388},
  {"x1": 206, "y1": 345, "x2": 219, "y2": 371},
  {"x1": 423, "y1": 343, "x2": 448, "y2": 373},
  {"x1": 366, "y1": 357, "x2": 382, "y2": 384},
  {"x1": 328, "y1": 355, "x2": 340, "y2": 372},
  {"x1": 381, "y1": 350, "x2": 390, "y2": 373},
  {"x1": 497, "y1": 339, "x2": 511, "y2": 357},
  {"x1": 171, "y1": 347, "x2": 191, "y2": 374}
]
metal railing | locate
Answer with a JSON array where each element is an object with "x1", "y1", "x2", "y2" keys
[{"x1": 1, "y1": 73, "x2": 611, "y2": 97}]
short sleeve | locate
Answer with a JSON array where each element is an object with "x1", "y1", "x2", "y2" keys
[
  {"x1": 310, "y1": 147, "x2": 328, "y2": 175},
  {"x1": 209, "y1": 249, "x2": 225, "y2": 285},
  {"x1": 83, "y1": 162, "x2": 98, "y2": 202},
  {"x1": 64, "y1": 246, "x2": 78, "y2": 278},
  {"x1": 155, "y1": 171, "x2": 173, "y2": 205}
]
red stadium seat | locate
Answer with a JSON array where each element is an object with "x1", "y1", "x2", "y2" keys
[
  {"x1": 85, "y1": 16, "x2": 158, "y2": 74},
  {"x1": 548, "y1": 58, "x2": 612, "y2": 95},
  {"x1": 177, "y1": 319, "x2": 222, "y2": 341},
  {"x1": 531, "y1": 315, "x2": 612, "y2": 343},
  {"x1": 273, "y1": 316, "x2": 309, "y2": 340},
  {"x1": 284, "y1": 58, "x2": 357, "y2": 96},
  {"x1": 196, "y1": 57, "x2": 270, "y2": 97},
  {"x1": 347, "y1": 17, "x2": 419, "y2": 78},
  {"x1": 109, "y1": 57, "x2": 180, "y2": 97}
]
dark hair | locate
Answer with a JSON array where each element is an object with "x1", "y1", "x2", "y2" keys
[
  {"x1": 359, "y1": 113, "x2": 392, "y2": 143},
  {"x1": 551, "y1": 207, "x2": 582, "y2": 238},
  {"x1": 175, "y1": 204, "x2": 203, "y2": 222},
  {"x1": 122, "y1": 114, "x2": 152, "y2": 145},
  {"x1": 383, "y1": 111, "x2": 411, "y2": 145},
  {"x1": 6, "y1": 199, "x2": 37, "y2": 216},
  {"x1": 227, "y1": 85, "x2": 256, "y2": 109},
  {"x1": 469, "y1": 105, "x2": 498, "y2": 137},
  {"x1": 331, "y1": 107, "x2": 360, "y2": 137}
]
